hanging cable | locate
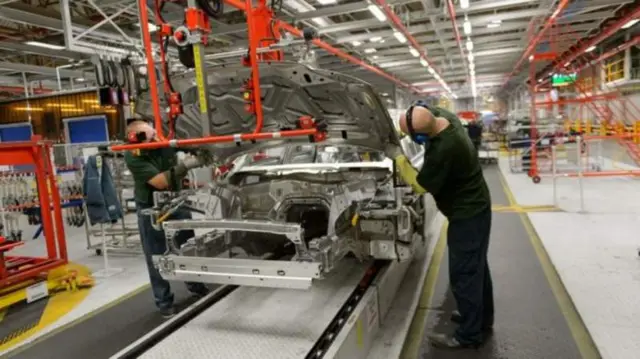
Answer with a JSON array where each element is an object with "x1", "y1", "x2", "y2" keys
[{"x1": 196, "y1": 0, "x2": 223, "y2": 18}]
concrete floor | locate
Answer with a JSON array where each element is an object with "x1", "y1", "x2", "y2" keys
[
  {"x1": 416, "y1": 167, "x2": 597, "y2": 359},
  {"x1": 3, "y1": 167, "x2": 601, "y2": 359}
]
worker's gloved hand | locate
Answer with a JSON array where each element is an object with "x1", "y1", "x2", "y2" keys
[
  {"x1": 394, "y1": 154, "x2": 427, "y2": 195},
  {"x1": 171, "y1": 150, "x2": 213, "y2": 182}
]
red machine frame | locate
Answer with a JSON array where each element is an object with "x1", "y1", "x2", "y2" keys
[
  {"x1": 0, "y1": 136, "x2": 68, "y2": 289},
  {"x1": 111, "y1": 0, "x2": 431, "y2": 152}
]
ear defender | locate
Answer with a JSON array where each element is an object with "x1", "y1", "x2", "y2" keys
[{"x1": 127, "y1": 131, "x2": 148, "y2": 143}]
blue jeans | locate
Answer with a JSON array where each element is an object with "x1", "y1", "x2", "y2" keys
[
  {"x1": 136, "y1": 205, "x2": 208, "y2": 310},
  {"x1": 448, "y1": 207, "x2": 494, "y2": 345}
]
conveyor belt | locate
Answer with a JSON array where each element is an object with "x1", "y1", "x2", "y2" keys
[{"x1": 138, "y1": 259, "x2": 372, "y2": 359}]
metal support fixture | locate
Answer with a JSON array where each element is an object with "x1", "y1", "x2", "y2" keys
[
  {"x1": 0, "y1": 137, "x2": 68, "y2": 289},
  {"x1": 60, "y1": 0, "x2": 139, "y2": 58}
]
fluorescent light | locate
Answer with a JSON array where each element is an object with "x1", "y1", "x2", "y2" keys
[
  {"x1": 409, "y1": 47, "x2": 420, "y2": 57},
  {"x1": 428, "y1": 67, "x2": 435, "y2": 74},
  {"x1": 76, "y1": 77, "x2": 86, "y2": 82},
  {"x1": 311, "y1": 18, "x2": 328, "y2": 26},
  {"x1": 352, "y1": 41, "x2": 362, "y2": 46},
  {"x1": 487, "y1": 23, "x2": 501, "y2": 28},
  {"x1": 622, "y1": 19, "x2": 639, "y2": 29},
  {"x1": 370, "y1": 36, "x2": 383, "y2": 42},
  {"x1": 393, "y1": 31, "x2": 407, "y2": 43},
  {"x1": 460, "y1": 0, "x2": 469, "y2": 9},
  {"x1": 491, "y1": 19, "x2": 502, "y2": 24},
  {"x1": 564, "y1": 62, "x2": 570, "y2": 67},
  {"x1": 381, "y1": 92, "x2": 389, "y2": 96},
  {"x1": 368, "y1": 4, "x2": 387, "y2": 22},
  {"x1": 372, "y1": 55, "x2": 379, "y2": 59},
  {"x1": 316, "y1": 0, "x2": 337, "y2": 4},
  {"x1": 463, "y1": 19, "x2": 472, "y2": 35},
  {"x1": 466, "y1": 39, "x2": 473, "y2": 51},
  {"x1": 468, "y1": 53, "x2": 474, "y2": 62},
  {"x1": 470, "y1": 69, "x2": 476, "y2": 76},
  {"x1": 420, "y1": 58, "x2": 428, "y2": 67},
  {"x1": 135, "y1": 23, "x2": 158, "y2": 33},
  {"x1": 453, "y1": 94, "x2": 459, "y2": 99},
  {"x1": 469, "y1": 62, "x2": 475, "y2": 70},
  {"x1": 25, "y1": 41, "x2": 64, "y2": 50},
  {"x1": 585, "y1": 45, "x2": 596, "y2": 52},
  {"x1": 364, "y1": 48, "x2": 377, "y2": 54}
]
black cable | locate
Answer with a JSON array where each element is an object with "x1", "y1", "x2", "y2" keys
[
  {"x1": 112, "y1": 60, "x2": 126, "y2": 88},
  {"x1": 196, "y1": 0, "x2": 223, "y2": 18},
  {"x1": 94, "y1": 60, "x2": 106, "y2": 87}
]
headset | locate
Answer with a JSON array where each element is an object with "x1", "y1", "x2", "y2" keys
[
  {"x1": 404, "y1": 100, "x2": 439, "y2": 145},
  {"x1": 126, "y1": 118, "x2": 154, "y2": 144}
]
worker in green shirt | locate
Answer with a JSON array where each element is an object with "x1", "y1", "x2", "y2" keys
[
  {"x1": 124, "y1": 119, "x2": 212, "y2": 318},
  {"x1": 389, "y1": 102, "x2": 493, "y2": 349}
]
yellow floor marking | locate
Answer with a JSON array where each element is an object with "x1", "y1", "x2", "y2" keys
[
  {"x1": 0, "y1": 308, "x2": 6, "y2": 322},
  {"x1": 3, "y1": 283, "x2": 150, "y2": 358},
  {"x1": 497, "y1": 171, "x2": 601, "y2": 359},
  {"x1": 400, "y1": 222, "x2": 448, "y2": 359},
  {"x1": 492, "y1": 204, "x2": 561, "y2": 213},
  {"x1": 0, "y1": 262, "x2": 95, "y2": 353}
]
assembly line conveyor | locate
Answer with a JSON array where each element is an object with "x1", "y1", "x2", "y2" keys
[{"x1": 110, "y1": 211, "x2": 443, "y2": 359}]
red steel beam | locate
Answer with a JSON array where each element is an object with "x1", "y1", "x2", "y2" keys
[
  {"x1": 547, "y1": 4, "x2": 640, "y2": 77},
  {"x1": 445, "y1": 0, "x2": 470, "y2": 84},
  {"x1": 501, "y1": 0, "x2": 572, "y2": 88},
  {"x1": 373, "y1": 0, "x2": 448, "y2": 91}
]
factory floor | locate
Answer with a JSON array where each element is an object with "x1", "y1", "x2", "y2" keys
[
  {"x1": 408, "y1": 167, "x2": 598, "y2": 359},
  {"x1": 3, "y1": 153, "x2": 640, "y2": 359}
]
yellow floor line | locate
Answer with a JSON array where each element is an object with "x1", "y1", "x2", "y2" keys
[
  {"x1": 400, "y1": 222, "x2": 448, "y2": 359},
  {"x1": 497, "y1": 171, "x2": 601, "y2": 359},
  {"x1": 0, "y1": 308, "x2": 6, "y2": 322}
]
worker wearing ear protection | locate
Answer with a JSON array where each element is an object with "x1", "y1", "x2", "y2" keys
[
  {"x1": 123, "y1": 118, "x2": 211, "y2": 318},
  {"x1": 390, "y1": 102, "x2": 493, "y2": 350}
]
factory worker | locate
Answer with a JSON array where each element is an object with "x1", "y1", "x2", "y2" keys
[
  {"x1": 388, "y1": 102, "x2": 494, "y2": 349},
  {"x1": 124, "y1": 119, "x2": 211, "y2": 318}
]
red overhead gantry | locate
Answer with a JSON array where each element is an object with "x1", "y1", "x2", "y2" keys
[{"x1": 111, "y1": 0, "x2": 430, "y2": 152}]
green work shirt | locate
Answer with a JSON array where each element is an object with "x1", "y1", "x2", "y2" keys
[
  {"x1": 124, "y1": 148, "x2": 180, "y2": 205},
  {"x1": 416, "y1": 107, "x2": 491, "y2": 220}
]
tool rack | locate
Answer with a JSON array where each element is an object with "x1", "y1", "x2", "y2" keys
[{"x1": 0, "y1": 136, "x2": 68, "y2": 290}]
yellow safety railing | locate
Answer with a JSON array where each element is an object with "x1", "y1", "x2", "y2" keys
[{"x1": 605, "y1": 57, "x2": 625, "y2": 83}]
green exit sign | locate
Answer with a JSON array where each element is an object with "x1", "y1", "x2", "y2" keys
[{"x1": 551, "y1": 73, "x2": 577, "y2": 87}]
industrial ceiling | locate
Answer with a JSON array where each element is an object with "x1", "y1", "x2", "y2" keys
[{"x1": 0, "y1": 0, "x2": 636, "y2": 102}]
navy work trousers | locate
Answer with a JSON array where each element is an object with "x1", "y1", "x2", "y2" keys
[
  {"x1": 136, "y1": 204, "x2": 207, "y2": 310},
  {"x1": 448, "y1": 207, "x2": 494, "y2": 345}
]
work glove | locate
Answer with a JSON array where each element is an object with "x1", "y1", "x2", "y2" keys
[
  {"x1": 385, "y1": 144, "x2": 427, "y2": 195},
  {"x1": 168, "y1": 149, "x2": 215, "y2": 185}
]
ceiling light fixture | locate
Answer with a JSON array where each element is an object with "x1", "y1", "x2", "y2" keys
[
  {"x1": 393, "y1": 31, "x2": 407, "y2": 43},
  {"x1": 364, "y1": 48, "x2": 377, "y2": 54},
  {"x1": 460, "y1": 0, "x2": 469, "y2": 9},
  {"x1": 420, "y1": 58, "x2": 428, "y2": 67},
  {"x1": 352, "y1": 41, "x2": 362, "y2": 46},
  {"x1": 622, "y1": 19, "x2": 639, "y2": 29},
  {"x1": 463, "y1": 18, "x2": 472, "y2": 35},
  {"x1": 370, "y1": 36, "x2": 382, "y2": 42},
  {"x1": 368, "y1": 4, "x2": 387, "y2": 22},
  {"x1": 428, "y1": 67, "x2": 435, "y2": 74},
  {"x1": 487, "y1": 23, "x2": 501, "y2": 28},
  {"x1": 316, "y1": 0, "x2": 337, "y2": 4},
  {"x1": 466, "y1": 39, "x2": 473, "y2": 51},
  {"x1": 468, "y1": 53, "x2": 474, "y2": 62},
  {"x1": 409, "y1": 47, "x2": 420, "y2": 57},
  {"x1": 469, "y1": 62, "x2": 475, "y2": 70},
  {"x1": 24, "y1": 41, "x2": 65, "y2": 50},
  {"x1": 585, "y1": 45, "x2": 596, "y2": 52}
]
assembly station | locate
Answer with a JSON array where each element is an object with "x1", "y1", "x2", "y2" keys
[{"x1": 0, "y1": 0, "x2": 638, "y2": 358}]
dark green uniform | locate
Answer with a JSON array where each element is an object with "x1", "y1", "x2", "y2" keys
[
  {"x1": 123, "y1": 147, "x2": 206, "y2": 311},
  {"x1": 416, "y1": 107, "x2": 494, "y2": 347},
  {"x1": 416, "y1": 107, "x2": 491, "y2": 220},
  {"x1": 124, "y1": 148, "x2": 180, "y2": 205}
]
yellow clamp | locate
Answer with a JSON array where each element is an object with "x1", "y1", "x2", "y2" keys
[{"x1": 351, "y1": 213, "x2": 360, "y2": 227}]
